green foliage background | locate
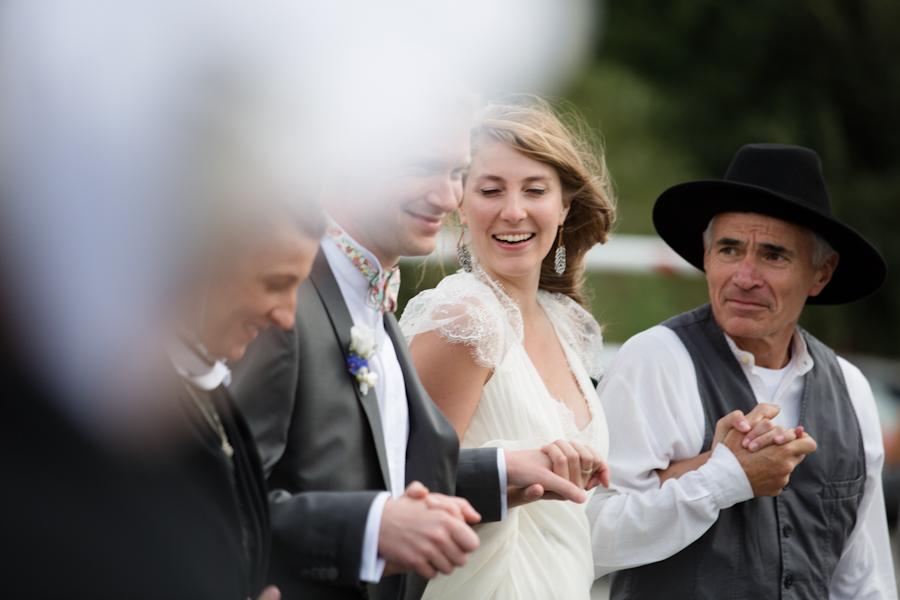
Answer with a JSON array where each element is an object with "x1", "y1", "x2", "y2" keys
[{"x1": 401, "y1": 1, "x2": 900, "y2": 358}]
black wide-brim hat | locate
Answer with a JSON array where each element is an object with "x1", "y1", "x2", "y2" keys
[{"x1": 653, "y1": 143, "x2": 887, "y2": 305}]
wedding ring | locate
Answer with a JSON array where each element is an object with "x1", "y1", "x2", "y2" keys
[{"x1": 580, "y1": 469, "x2": 593, "y2": 476}]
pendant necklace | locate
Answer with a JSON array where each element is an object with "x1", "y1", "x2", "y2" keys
[{"x1": 183, "y1": 383, "x2": 234, "y2": 458}]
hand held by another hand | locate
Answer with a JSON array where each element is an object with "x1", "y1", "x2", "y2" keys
[
  {"x1": 541, "y1": 439, "x2": 610, "y2": 491},
  {"x1": 378, "y1": 481, "x2": 480, "y2": 580},
  {"x1": 423, "y1": 492, "x2": 482, "y2": 525},
  {"x1": 723, "y1": 428, "x2": 818, "y2": 497},
  {"x1": 711, "y1": 404, "x2": 807, "y2": 453},
  {"x1": 658, "y1": 405, "x2": 808, "y2": 486},
  {"x1": 712, "y1": 404, "x2": 778, "y2": 451},
  {"x1": 505, "y1": 441, "x2": 607, "y2": 509}
]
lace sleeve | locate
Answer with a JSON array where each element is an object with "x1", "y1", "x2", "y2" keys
[
  {"x1": 538, "y1": 291, "x2": 605, "y2": 381},
  {"x1": 398, "y1": 272, "x2": 520, "y2": 371}
]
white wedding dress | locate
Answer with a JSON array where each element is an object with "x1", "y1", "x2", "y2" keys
[{"x1": 399, "y1": 264, "x2": 609, "y2": 600}]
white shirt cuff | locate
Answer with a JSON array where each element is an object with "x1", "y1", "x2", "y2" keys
[
  {"x1": 701, "y1": 443, "x2": 754, "y2": 509},
  {"x1": 359, "y1": 491, "x2": 391, "y2": 583},
  {"x1": 497, "y1": 447, "x2": 508, "y2": 520}
]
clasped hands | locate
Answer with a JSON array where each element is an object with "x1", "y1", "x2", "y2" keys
[
  {"x1": 659, "y1": 403, "x2": 818, "y2": 497},
  {"x1": 379, "y1": 441, "x2": 609, "y2": 580},
  {"x1": 715, "y1": 403, "x2": 817, "y2": 496},
  {"x1": 379, "y1": 481, "x2": 481, "y2": 579}
]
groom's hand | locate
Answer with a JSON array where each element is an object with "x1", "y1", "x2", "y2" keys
[
  {"x1": 380, "y1": 482, "x2": 480, "y2": 579},
  {"x1": 403, "y1": 479, "x2": 482, "y2": 524},
  {"x1": 504, "y1": 447, "x2": 588, "y2": 509},
  {"x1": 424, "y1": 493, "x2": 482, "y2": 525}
]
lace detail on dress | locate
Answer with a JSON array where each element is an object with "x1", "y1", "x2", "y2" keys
[
  {"x1": 537, "y1": 290, "x2": 605, "y2": 381},
  {"x1": 399, "y1": 262, "x2": 523, "y2": 371},
  {"x1": 551, "y1": 399, "x2": 596, "y2": 447},
  {"x1": 400, "y1": 261, "x2": 606, "y2": 379}
]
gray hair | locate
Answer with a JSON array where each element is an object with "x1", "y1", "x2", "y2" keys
[{"x1": 702, "y1": 214, "x2": 835, "y2": 267}]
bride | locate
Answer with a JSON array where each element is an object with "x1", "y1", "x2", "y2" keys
[{"x1": 399, "y1": 96, "x2": 615, "y2": 599}]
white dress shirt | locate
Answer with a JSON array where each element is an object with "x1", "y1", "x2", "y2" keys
[
  {"x1": 321, "y1": 225, "x2": 508, "y2": 583},
  {"x1": 587, "y1": 325, "x2": 896, "y2": 599},
  {"x1": 321, "y1": 236, "x2": 409, "y2": 582}
]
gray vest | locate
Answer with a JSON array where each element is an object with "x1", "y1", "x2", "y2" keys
[{"x1": 611, "y1": 304, "x2": 865, "y2": 600}]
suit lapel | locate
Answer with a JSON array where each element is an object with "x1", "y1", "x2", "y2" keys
[{"x1": 308, "y1": 248, "x2": 392, "y2": 491}]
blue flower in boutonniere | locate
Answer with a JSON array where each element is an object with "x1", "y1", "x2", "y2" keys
[{"x1": 348, "y1": 325, "x2": 378, "y2": 396}]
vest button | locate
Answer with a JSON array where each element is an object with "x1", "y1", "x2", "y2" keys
[
  {"x1": 783, "y1": 524, "x2": 793, "y2": 538},
  {"x1": 784, "y1": 574, "x2": 794, "y2": 589}
]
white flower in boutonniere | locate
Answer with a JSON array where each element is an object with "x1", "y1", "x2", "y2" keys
[
  {"x1": 350, "y1": 325, "x2": 377, "y2": 358},
  {"x1": 347, "y1": 325, "x2": 378, "y2": 396}
]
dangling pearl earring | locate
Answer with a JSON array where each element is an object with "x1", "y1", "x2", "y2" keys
[
  {"x1": 457, "y1": 229, "x2": 472, "y2": 273},
  {"x1": 554, "y1": 226, "x2": 566, "y2": 276}
]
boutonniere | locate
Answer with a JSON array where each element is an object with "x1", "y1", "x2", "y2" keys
[{"x1": 347, "y1": 325, "x2": 378, "y2": 396}]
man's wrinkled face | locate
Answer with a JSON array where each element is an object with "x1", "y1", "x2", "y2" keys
[{"x1": 703, "y1": 212, "x2": 836, "y2": 348}]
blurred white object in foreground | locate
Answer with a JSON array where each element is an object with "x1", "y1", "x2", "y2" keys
[
  {"x1": 0, "y1": 0, "x2": 600, "y2": 447},
  {"x1": 0, "y1": 0, "x2": 323, "y2": 444}
]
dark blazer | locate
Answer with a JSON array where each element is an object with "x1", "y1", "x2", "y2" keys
[
  {"x1": 231, "y1": 248, "x2": 501, "y2": 600},
  {"x1": 179, "y1": 383, "x2": 272, "y2": 598},
  {"x1": 0, "y1": 362, "x2": 255, "y2": 600}
]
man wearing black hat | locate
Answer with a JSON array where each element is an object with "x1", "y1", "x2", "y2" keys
[{"x1": 587, "y1": 144, "x2": 895, "y2": 598}]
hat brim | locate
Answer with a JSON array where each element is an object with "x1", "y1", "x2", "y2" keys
[{"x1": 653, "y1": 180, "x2": 887, "y2": 305}]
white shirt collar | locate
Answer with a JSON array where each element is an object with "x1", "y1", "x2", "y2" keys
[
  {"x1": 722, "y1": 328, "x2": 814, "y2": 376},
  {"x1": 321, "y1": 215, "x2": 387, "y2": 307},
  {"x1": 167, "y1": 337, "x2": 232, "y2": 391}
]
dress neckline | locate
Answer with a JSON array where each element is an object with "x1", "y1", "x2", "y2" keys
[
  {"x1": 470, "y1": 263, "x2": 596, "y2": 435},
  {"x1": 525, "y1": 301, "x2": 596, "y2": 434}
]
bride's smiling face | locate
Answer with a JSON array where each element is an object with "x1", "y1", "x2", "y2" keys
[{"x1": 459, "y1": 141, "x2": 569, "y2": 287}]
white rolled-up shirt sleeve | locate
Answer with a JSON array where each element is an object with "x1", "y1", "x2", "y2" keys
[
  {"x1": 588, "y1": 326, "x2": 753, "y2": 578},
  {"x1": 828, "y1": 358, "x2": 897, "y2": 599}
]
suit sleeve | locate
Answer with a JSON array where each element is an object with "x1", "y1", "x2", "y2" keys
[
  {"x1": 231, "y1": 274, "x2": 390, "y2": 590},
  {"x1": 233, "y1": 323, "x2": 381, "y2": 588},
  {"x1": 456, "y1": 447, "x2": 502, "y2": 523},
  {"x1": 267, "y1": 488, "x2": 379, "y2": 588}
]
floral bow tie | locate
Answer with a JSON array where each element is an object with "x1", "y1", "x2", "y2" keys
[{"x1": 327, "y1": 221, "x2": 401, "y2": 313}]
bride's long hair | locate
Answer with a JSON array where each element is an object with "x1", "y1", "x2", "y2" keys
[{"x1": 466, "y1": 95, "x2": 616, "y2": 308}]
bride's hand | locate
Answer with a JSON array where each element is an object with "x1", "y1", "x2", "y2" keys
[{"x1": 541, "y1": 440, "x2": 610, "y2": 492}]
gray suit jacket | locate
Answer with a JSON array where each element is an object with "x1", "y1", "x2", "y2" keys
[{"x1": 231, "y1": 248, "x2": 501, "y2": 600}]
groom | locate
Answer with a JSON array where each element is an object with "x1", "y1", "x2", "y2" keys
[{"x1": 230, "y1": 74, "x2": 589, "y2": 600}]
